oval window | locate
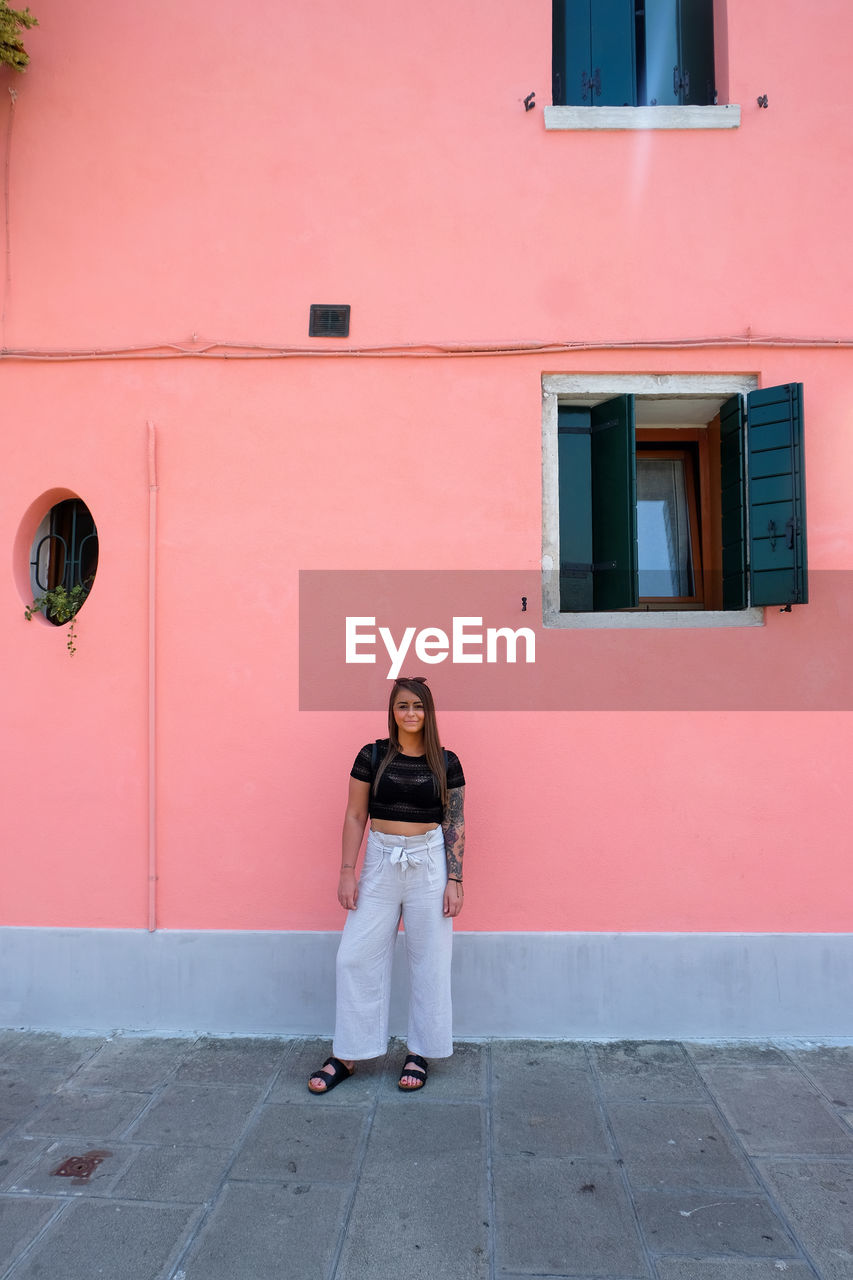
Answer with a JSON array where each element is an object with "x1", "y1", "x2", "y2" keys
[{"x1": 29, "y1": 497, "x2": 99, "y2": 625}]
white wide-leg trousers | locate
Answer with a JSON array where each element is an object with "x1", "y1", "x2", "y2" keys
[{"x1": 332, "y1": 827, "x2": 453, "y2": 1061}]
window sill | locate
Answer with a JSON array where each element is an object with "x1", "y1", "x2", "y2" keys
[
  {"x1": 544, "y1": 608, "x2": 764, "y2": 629},
  {"x1": 544, "y1": 104, "x2": 741, "y2": 131}
]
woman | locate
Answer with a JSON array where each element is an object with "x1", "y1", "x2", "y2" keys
[{"x1": 309, "y1": 675, "x2": 465, "y2": 1093}]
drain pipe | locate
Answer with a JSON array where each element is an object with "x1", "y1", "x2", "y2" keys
[{"x1": 147, "y1": 421, "x2": 159, "y2": 931}]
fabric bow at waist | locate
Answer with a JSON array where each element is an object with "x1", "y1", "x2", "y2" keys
[{"x1": 389, "y1": 845, "x2": 430, "y2": 871}]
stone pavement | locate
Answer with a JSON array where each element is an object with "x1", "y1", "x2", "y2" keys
[{"x1": 0, "y1": 1033, "x2": 851, "y2": 1280}]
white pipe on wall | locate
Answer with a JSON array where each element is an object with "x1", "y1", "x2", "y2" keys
[{"x1": 147, "y1": 421, "x2": 159, "y2": 932}]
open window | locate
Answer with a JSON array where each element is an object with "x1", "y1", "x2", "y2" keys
[
  {"x1": 636, "y1": 441, "x2": 705, "y2": 605},
  {"x1": 555, "y1": 384, "x2": 807, "y2": 614},
  {"x1": 30, "y1": 497, "x2": 99, "y2": 621},
  {"x1": 552, "y1": 0, "x2": 715, "y2": 107}
]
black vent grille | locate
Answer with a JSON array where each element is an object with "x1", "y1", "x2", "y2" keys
[{"x1": 309, "y1": 305, "x2": 350, "y2": 338}]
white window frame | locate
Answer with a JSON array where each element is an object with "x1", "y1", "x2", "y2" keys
[{"x1": 542, "y1": 372, "x2": 764, "y2": 629}]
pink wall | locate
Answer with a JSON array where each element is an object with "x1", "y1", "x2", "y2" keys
[
  {"x1": 2, "y1": 1, "x2": 852, "y2": 935},
  {"x1": 6, "y1": 1, "x2": 853, "y2": 346}
]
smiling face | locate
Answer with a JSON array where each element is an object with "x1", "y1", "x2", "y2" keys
[{"x1": 392, "y1": 688, "x2": 426, "y2": 739}]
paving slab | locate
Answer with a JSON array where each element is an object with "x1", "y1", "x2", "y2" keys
[
  {"x1": 655, "y1": 1261, "x2": 816, "y2": 1279},
  {"x1": 6, "y1": 1198, "x2": 198, "y2": 1280},
  {"x1": 363, "y1": 1097, "x2": 484, "y2": 1168},
  {"x1": 684, "y1": 1044, "x2": 794, "y2": 1067},
  {"x1": 0, "y1": 1196, "x2": 64, "y2": 1272},
  {"x1": 74, "y1": 1036, "x2": 195, "y2": 1090},
  {"x1": 493, "y1": 1038, "x2": 589, "y2": 1072},
  {"x1": 173, "y1": 1036, "x2": 289, "y2": 1085},
  {"x1": 492, "y1": 1044, "x2": 609, "y2": 1157},
  {"x1": 591, "y1": 1041, "x2": 707, "y2": 1102},
  {"x1": 0, "y1": 1031, "x2": 23, "y2": 1061},
  {"x1": 607, "y1": 1102, "x2": 758, "y2": 1190},
  {"x1": 0, "y1": 1034, "x2": 105, "y2": 1073},
  {"x1": 758, "y1": 1158, "x2": 853, "y2": 1280},
  {"x1": 632, "y1": 1189, "x2": 799, "y2": 1259},
  {"x1": 494, "y1": 1155, "x2": 649, "y2": 1278},
  {"x1": 127, "y1": 1082, "x2": 262, "y2": 1146},
  {"x1": 381, "y1": 1036, "x2": 487, "y2": 1099},
  {"x1": 336, "y1": 1101, "x2": 488, "y2": 1280},
  {"x1": 787, "y1": 1045, "x2": 853, "y2": 1108},
  {"x1": 109, "y1": 1144, "x2": 233, "y2": 1204},
  {"x1": 177, "y1": 1180, "x2": 348, "y2": 1280},
  {"x1": 696, "y1": 1065, "x2": 853, "y2": 1156},
  {"x1": 230, "y1": 1101, "x2": 368, "y2": 1182},
  {"x1": 27, "y1": 1088, "x2": 152, "y2": 1140},
  {"x1": 271, "y1": 1037, "x2": 388, "y2": 1105},
  {"x1": 0, "y1": 1136, "x2": 49, "y2": 1191},
  {"x1": 0, "y1": 1068, "x2": 67, "y2": 1137}
]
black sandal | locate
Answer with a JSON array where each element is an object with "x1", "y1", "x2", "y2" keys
[
  {"x1": 308, "y1": 1056, "x2": 353, "y2": 1094},
  {"x1": 398, "y1": 1053, "x2": 428, "y2": 1091}
]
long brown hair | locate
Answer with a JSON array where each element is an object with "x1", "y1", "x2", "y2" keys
[{"x1": 373, "y1": 676, "x2": 448, "y2": 810}]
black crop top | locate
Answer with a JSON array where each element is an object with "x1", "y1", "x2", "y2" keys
[{"x1": 350, "y1": 740, "x2": 465, "y2": 823}]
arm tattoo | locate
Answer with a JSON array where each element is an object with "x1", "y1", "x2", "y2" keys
[{"x1": 442, "y1": 786, "x2": 465, "y2": 880}]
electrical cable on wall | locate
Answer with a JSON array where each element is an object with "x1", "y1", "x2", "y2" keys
[{"x1": 1, "y1": 334, "x2": 853, "y2": 362}]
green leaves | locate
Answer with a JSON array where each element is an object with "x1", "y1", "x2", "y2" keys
[
  {"x1": 0, "y1": 3, "x2": 38, "y2": 73},
  {"x1": 25, "y1": 583, "x2": 87, "y2": 656}
]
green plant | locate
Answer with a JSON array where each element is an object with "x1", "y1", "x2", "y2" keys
[
  {"x1": 0, "y1": 3, "x2": 37, "y2": 72},
  {"x1": 25, "y1": 582, "x2": 88, "y2": 656}
]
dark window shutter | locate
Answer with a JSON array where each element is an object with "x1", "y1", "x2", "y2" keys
[
  {"x1": 591, "y1": 395, "x2": 638, "y2": 609},
  {"x1": 559, "y1": 0, "x2": 593, "y2": 105},
  {"x1": 590, "y1": 0, "x2": 636, "y2": 105},
  {"x1": 677, "y1": 0, "x2": 715, "y2": 105},
  {"x1": 558, "y1": 406, "x2": 594, "y2": 611},
  {"x1": 720, "y1": 394, "x2": 747, "y2": 610},
  {"x1": 746, "y1": 383, "x2": 808, "y2": 606},
  {"x1": 557, "y1": 396, "x2": 637, "y2": 611},
  {"x1": 554, "y1": 0, "x2": 636, "y2": 106},
  {"x1": 552, "y1": 0, "x2": 569, "y2": 105}
]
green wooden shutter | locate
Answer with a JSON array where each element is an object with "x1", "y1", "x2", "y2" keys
[
  {"x1": 554, "y1": 0, "x2": 592, "y2": 105},
  {"x1": 557, "y1": 396, "x2": 637, "y2": 611},
  {"x1": 558, "y1": 406, "x2": 594, "y2": 611},
  {"x1": 590, "y1": 0, "x2": 637, "y2": 105},
  {"x1": 746, "y1": 383, "x2": 808, "y2": 606},
  {"x1": 720, "y1": 394, "x2": 747, "y2": 610},
  {"x1": 678, "y1": 0, "x2": 715, "y2": 105},
  {"x1": 591, "y1": 395, "x2": 638, "y2": 609},
  {"x1": 552, "y1": 0, "x2": 569, "y2": 105},
  {"x1": 554, "y1": 1, "x2": 636, "y2": 106}
]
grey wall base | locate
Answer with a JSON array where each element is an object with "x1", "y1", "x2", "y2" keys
[{"x1": 1, "y1": 928, "x2": 851, "y2": 1040}]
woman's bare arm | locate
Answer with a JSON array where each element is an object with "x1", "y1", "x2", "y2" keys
[{"x1": 339, "y1": 777, "x2": 369, "y2": 910}]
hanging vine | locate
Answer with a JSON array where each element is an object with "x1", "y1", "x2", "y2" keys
[
  {"x1": 0, "y1": 3, "x2": 37, "y2": 72},
  {"x1": 25, "y1": 583, "x2": 89, "y2": 657}
]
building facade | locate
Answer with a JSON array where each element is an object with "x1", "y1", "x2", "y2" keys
[{"x1": 2, "y1": 0, "x2": 851, "y2": 1037}]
